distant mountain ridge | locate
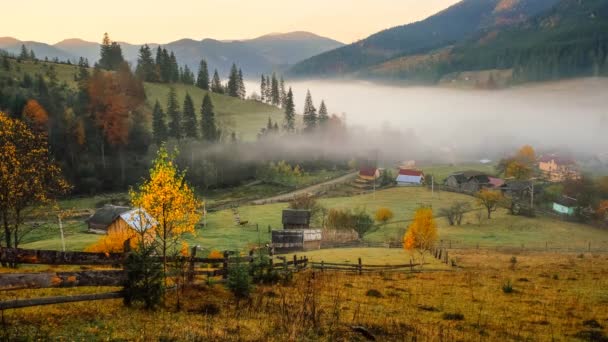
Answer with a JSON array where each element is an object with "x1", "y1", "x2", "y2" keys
[
  {"x1": 0, "y1": 32, "x2": 344, "y2": 77},
  {"x1": 288, "y1": 0, "x2": 561, "y2": 78}
]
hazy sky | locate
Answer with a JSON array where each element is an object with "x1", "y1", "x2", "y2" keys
[{"x1": 4, "y1": 0, "x2": 460, "y2": 44}]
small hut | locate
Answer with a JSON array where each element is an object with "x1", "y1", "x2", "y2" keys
[
  {"x1": 85, "y1": 205, "x2": 131, "y2": 234},
  {"x1": 282, "y1": 209, "x2": 311, "y2": 229},
  {"x1": 86, "y1": 205, "x2": 157, "y2": 235}
]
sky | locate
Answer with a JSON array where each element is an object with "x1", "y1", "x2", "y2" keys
[{"x1": 3, "y1": 0, "x2": 460, "y2": 44}]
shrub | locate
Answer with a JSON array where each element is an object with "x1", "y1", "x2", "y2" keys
[
  {"x1": 207, "y1": 250, "x2": 224, "y2": 259},
  {"x1": 326, "y1": 208, "x2": 373, "y2": 238},
  {"x1": 375, "y1": 207, "x2": 394, "y2": 224},
  {"x1": 442, "y1": 312, "x2": 464, "y2": 321},
  {"x1": 123, "y1": 244, "x2": 164, "y2": 310},
  {"x1": 227, "y1": 263, "x2": 252, "y2": 299},
  {"x1": 439, "y1": 201, "x2": 470, "y2": 226},
  {"x1": 502, "y1": 280, "x2": 514, "y2": 294},
  {"x1": 289, "y1": 194, "x2": 324, "y2": 222},
  {"x1": 366, "y1": 289, "x2": 383, "y2": 298},
  {"x1": 250, "y1": 249, "x2": 282, "y2": 284}
]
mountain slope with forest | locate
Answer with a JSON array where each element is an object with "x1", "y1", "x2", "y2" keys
[
  {"x1": 0, "y1": 32, "x2": 343, "y2": 77},
  {"x1": 288, "y1": 0, "x2": 559, "y2": 78}
]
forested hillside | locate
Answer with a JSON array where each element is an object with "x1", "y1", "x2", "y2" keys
[{"x1": 289, "y1": 0, "x2": 559, "y2": 78}]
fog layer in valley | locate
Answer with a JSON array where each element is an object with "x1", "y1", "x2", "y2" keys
[{"x1": 247, "y1": 78, "x2": 608, "y2": 161}]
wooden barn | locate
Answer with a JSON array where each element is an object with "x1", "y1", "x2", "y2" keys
[
  {"x1": 86, "y1": 205, "x2": 157, "y2": 235},
  {"x1": 282, "y1": 209, "x2": 311, "y2": 229},
  {"x1": 271, "y1": 229, "x2": 322, "y2": 253},
  {"x1": 396, "y1": 169, "x2": 424, "y2": 186}
]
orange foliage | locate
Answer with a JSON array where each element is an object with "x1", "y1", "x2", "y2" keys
[
  {"x1": 22, "y1": 99, "x2": 49, "y2": 133},
  {"x1": 516, "y1": 145, "x2": 536, "y2": 164},
  {"x1": 597, "y1": 200, "x2": 608, "y2": 220},
  {"x1": 86, "y1": 224, "x2": 140, "y2": 253},
  {"x1": 375, "y1": 207, "x2": 394, "y2": 224},
  {"x1": 403, "y1": 207, "x2": 438, "y2": 253},
  {"x1": 208, "y1": 250, "x2": 224, "y2": 259}
]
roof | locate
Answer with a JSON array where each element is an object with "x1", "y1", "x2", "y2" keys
[
  {"x1": 359, "y1": 167, "x2": 378, "y2": 177},
  {"x1": 554, "y1": 196, "x2": 578, "y2": 207},
  {"x1": 396, "y1": 175, "x2": 424, "y2": 183},
  {"x1": 447, "y1": 171, "x2": 490, "y2": 184},
  {"x1": 86, "y1": 205, "x2": 131, "y2": 227},
  {"x1": 399, "y1": 169, "x2": 424, "y2": 177},
  {"x1": 488, "y1": 177, "x2": 505, "y2": 188},
  {"x1": 282, "y1": 209, "x2": 311, "y2": 225},
  {"x1": 119, "y1": 208, "x2": 157, "y2": 233},
  {"x1": 539, "y1": 155, "x2": 575, "y2": 165}
]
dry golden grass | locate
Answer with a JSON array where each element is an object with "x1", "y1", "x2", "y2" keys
[{"x1": 1, "y1": 250, "x2": 607, "y2": 341}]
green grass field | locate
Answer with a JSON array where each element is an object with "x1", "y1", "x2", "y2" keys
[
  {"x1": 22, "y1": 186, "x2": 608, "y2": 253},
  {"x1": 421, "y1": 163, "x2": 497, "y2": 183}
]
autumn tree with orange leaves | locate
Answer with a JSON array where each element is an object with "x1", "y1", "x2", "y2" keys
[
  {"x1": 130, "y1": 146, "x2": 202, "y2": 272},
  {"x1": 0, "y1": 113, "x2": 70, "y2": 254},
  {"x1": 498, "y1": 145, "x2": 537, "y2": 180},
  {"x1": 21, "y1": 99, "x2": 49, "y2": 134},
  {"x1": 403, "y1": 207, "x2": 438, "y2": 265}
]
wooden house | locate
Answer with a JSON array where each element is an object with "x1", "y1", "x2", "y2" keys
[
  {"x1": 396, "y1": 169, "x2": 424, "y2": 186},
  {"x1": 538, "y1": 155, "x2": 580, "y2": 182},
  {"x1": 282, "y1": 209, "x2": 311, "y2": 229},
  {"x1": 86, "y1": 205, "x2": 131, "y2": 234},
  {"x1": 353, "y1": 167, "x2": 380, "y2": 189},
  {"x1": 86, "y1": 205, "x2": 157, "y2": 235},
  {"x1": 444, "y1": 171, "x2": 498, "y2": 193},
  {"x1": 271, "y1": 229, "x2": 322, "y2": 253}
]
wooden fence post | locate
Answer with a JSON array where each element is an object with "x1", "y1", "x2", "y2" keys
[
  {"x1": 222, "y1": 251, "x2": 229, "y2": 280},
  {"x1": 321, "y1": 261, "x2": 324, "y2": 272},
  {"x1": 188, "y1": 246, "x2": 197, "y2": 283},
  {"x1": 409, "y1": 259, "x2": 413, "y2": 272},
  {"x1": 588, "y1": 241, "x2": 591, "y2": 252},
  {"x1": 293, "y1": 254, "x2": 297, "y2": 270},
  {"x1": 358, "y1": 257, "x2": 362, "y2": 275}
]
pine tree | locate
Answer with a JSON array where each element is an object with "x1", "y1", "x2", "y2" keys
[
  {"x1": 169, "y1": 52, "x2": 179, "y2": 83},
  {"x1": 227, "y1": 63, "x2": 240, "y2": 97},
  {"x1": 98, "y1": 33, "x2": 125, "y2": 71},
  {"x1": 166, "y1": 87, "x2": 181, "y2": 139},
  {"x1": 201, "y1": 93, "x2": 218, "y2": 142},
  {"x1": 318, "y1": 100, "x2": 329, "y2": 126},
  {"x1": 152, "y1": 100, "x2": 168, "y2": 145},
  {"x1": 182, "y1": 93, "x2": 198, "y2": 138},
  {"x1": 238, "y1": 68, "x2": 246, "y2": 99},
  {"x1": 196, "y1": 59, "x2": 210, "y2": 90},
  {"x1": 29, "y1": 49, "x2": 36, "y2": 61},
  {"x1": 279, "y1": 77, "x2": 286, "y2": 107},
  {"x1": 135, "y1": 44, "x2": 156, "y2": 82},
  {"x1": 283, "y1": 87, "x2": 295, "y2": 132},
  {"x1": 211, "y1": 69, "x2": 223, "y2": 94},
  {"x1": 19, "y1": 44, "x2": 29, "y2": 60},
  {"x1": 260, "y1": 75, "x2": 267, "y2": 103},
  {"x1": 271, "y1": 73, "x2": 280, "y2": 106},
  {"x1": 265, "y1": 75, "x2": 272, "y2": 103},
  {"x1": 302, "y1": 90, "x2": 317, "y2": 131}
]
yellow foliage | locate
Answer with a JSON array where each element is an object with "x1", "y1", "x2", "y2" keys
[
  {"x1": 477, "y1": 189, "x2": 505, "y2": 219},
  {"x1": 374, "y1": 207, "x2": 394, "y2": 223},
  {"x1": 208, "y1": 250, "x2": 224, "y2": 259},
  {"x1": 403, "y1": 207, "x2": 438, "y2": 252},
  {"x1": 85, "y1": 225, "x2": 139, "y2": 253},
  {"x1": 505, "y1": 160, "x2": 532, "y2": 180},
  {"x1": 180, "y1": 241, "x2": 190, "y2": 257},
  {"x1": 130, "y1": 146, "x2": 202, "y2": 262},
  {"x1": 516, "y1": 145, "x2": 536, "y2": 164}
]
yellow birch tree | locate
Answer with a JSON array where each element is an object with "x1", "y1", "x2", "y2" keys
[{"x1": 403, "y1": 207, "x2": 438, "y2": 264}]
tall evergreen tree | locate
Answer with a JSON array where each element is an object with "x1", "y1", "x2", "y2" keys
[
  {"x1": 227, "y1": 63, "x2": 240, "y2": 97},
  {"x1": 238, "y1": 68, "x2": 246, "y2": 99},
  {"x1": 283, "y1": 87, "x2": 295, "y2": 132},
  {"x1": 182, "y1": 93, "x2": 198, "y2": 138},
  {"x1": 29, "y1": 49, "x2": 36, "y2": 61},
  {"x1": 196, "y1": 59, "x2": 210, "y2": 90},
  {"x1": 152, "y1": 100, "x2": 168, "y2": 145},
  {"x1": 302, "y1": 90, "x2": 317, "y2": 131},
  {"x1": 135, "y1": 44, "x2": 156, "y2": 82},
  {"x1": 200, "y1": 93, "x2": 218, "y2": 142},
  {"x1": 318, "y1": 100, "x2": 329, "y2": 126},
  {"x1": 166, "y1": 87, "x2": 181, "y2": 139},
  {"x1": 270, "y1": 73, "x2": 280, "y2": 106},
  {"x1": 169, "y1": 52, "x2": 179, "y2": 83},
  {"x1": 279, "y1": 77, "x2": 286, "y2": 107},
  {"x1": 98, "y1": 33, "x2": 125, "y2": 71},
  {"x1": 19, "y1": 44, "x2": 29, "y2": 60},
  {"x1": 264, "y1": 75, "x2": 272, "y2": 103},
  {"x1": 260, "y1": 75, "x2": 267, "y2": 103},
  {"x1": 211, "y1": 69, "x2": 223, "y2": 94}
]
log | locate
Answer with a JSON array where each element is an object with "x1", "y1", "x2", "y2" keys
[
  {"x1": 0, "y1": 291, "x2": 123, "y2": 310},
  {"x1": 0, "y1": 270, "x2": 125, "y2": 290},
  {"x1": 0, "y1": 247, "x2": 124, "y2": 265}
]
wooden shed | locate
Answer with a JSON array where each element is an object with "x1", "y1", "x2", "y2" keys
[
  {"x1": 85, "y1": 205, "x2": 131, "y2": 234},
  {"x1": 271, "y1": 229, "x2": 322, "y2": 253},
  {"x1": 86, "y1": 206, "x2": 157, "y2": 235},
  {"x1": 282, "y1": 209, "x2": 311, "y2": 229}
]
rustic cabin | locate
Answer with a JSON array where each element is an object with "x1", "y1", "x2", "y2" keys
[
  {"x1": 444, "y1": 171, "x2": 498, "y2": 193},
  {"x1": 86, "y1": 206, "x2": 157, "y2": 235},
  {"x1": 396, "y1": 169, "x2": 424, "y2": 186},
  {"x1": 85, "y1": 205, "x2": 131, "y2": 233},
  {"x1": 353, "y1": 167, "x2": 380, "y2": 189},
  {"x1": 271, "y1": 229, "x2": 322, "y2": 253},
  {"x1": 282, "y1": 209, "x2": 311, "y2": 229}
]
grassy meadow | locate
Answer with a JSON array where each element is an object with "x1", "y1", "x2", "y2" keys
[{"x1": 2, "y1": 250, "x2": 607, "y2": 340}]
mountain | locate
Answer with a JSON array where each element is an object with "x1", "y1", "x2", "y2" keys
[
  {"x1": 0, "y1": 37, "x2": 75, "y2": 61},
  {"x1": 362, "y1": 0, "x2": 608, "y2": 85},
  {"x1": 288, "y1": 0, "x2": 560, "y2": 78},
  {"x1": 2, "y1": 32, "x2": 343, "y2": 77}
]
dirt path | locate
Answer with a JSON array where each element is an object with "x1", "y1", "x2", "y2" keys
[{"x1": 251, "y1": 172, "x2": 358, "y2": 205}]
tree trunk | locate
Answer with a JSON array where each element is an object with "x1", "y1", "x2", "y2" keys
[
  {"x1": 3, "y1": 211, "x2": 11, "y2": 249},
  {"x1": 101, "y1": 140, "x2": 106, "y2": 169}
]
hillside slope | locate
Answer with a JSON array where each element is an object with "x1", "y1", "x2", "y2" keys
[{"x1": 288, "y1": 0, "x2": 559, "y2": 78}]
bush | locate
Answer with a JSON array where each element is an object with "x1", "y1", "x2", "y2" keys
[
  {"x1": 442, "y1": 312, "x2": 465, "y2": 321},
  {"x1": 227, "y1": 263, "x2": 252, "y2": 299},
  {"x1": 439, "y1": 201, "x2": 470, "y2": 226},
  {"x1": 375, "y1": 207, "x2": 394, "y2": 224},
  {"x1": 289, "y1": 194, "x2": 324, "y2": 222},
  {"x1": 326, "y1": 208, "x2": 374, "y2": 238},
  {"x1": 366, "y1": 289, "x2": 383, "y2": 298},
  {"x1": 502, "y1": 280, "x2": 514, "y2": 293},
  {"x1": 250, "y1": 249, "x2": 283, "y2": 284},
  {"x1": 123, "y1": 244, "x2": 164, "y2": 310}
]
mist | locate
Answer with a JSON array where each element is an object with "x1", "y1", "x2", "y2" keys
[{"x1": 245, "y1": 77, "x2": 608, "y2": 162}]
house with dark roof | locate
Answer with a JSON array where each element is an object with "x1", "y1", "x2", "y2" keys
[
  {"x1": 86, "y1": 205, "x2": 157, "y2": 235},
  {"x1": 444, "y1": 171, "x2": 499, "y2": 193},
  {"x1": 272, "y1": 209, "x2": 321, "y2": 252},
  {"x1": 538, "y1": 155, "x2": 580, "y2": 182},
  {"x1": 86, "y1": 205, "x2": 131, "y2": 233},
  {"x1": 396, "y1": 169, "x2": 424, "y2": 186}
]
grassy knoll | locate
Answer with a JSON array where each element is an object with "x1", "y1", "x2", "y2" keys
[
  {"x1": 2, "y1": 250, "x2": 607, "y2": 340},
  {"x1": 3, "y1": 59, "x2": 80, "y2": 87}
]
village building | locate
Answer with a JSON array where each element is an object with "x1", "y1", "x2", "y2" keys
[
  {"x1": 552, "y1": 196, "x2": 577, "y2": 216},
  {"x1": 86, "y1": 205, "x2": 157, "y2": 235},
  {"x1": 353, "y1": 167, "x2": 381, "y2": 189},
  {"x1": 272, "y1": 209, "x2": 321, "y2": 253},
  {"x1": 395, "y1": 169, "x2": 425, "y2": 186},
  {"x1": 444, "y1": 171, "x2": 502, "y2": 193},
  {"x1": 538, "y1": 155, "x2": 580, "y2": 182}
]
